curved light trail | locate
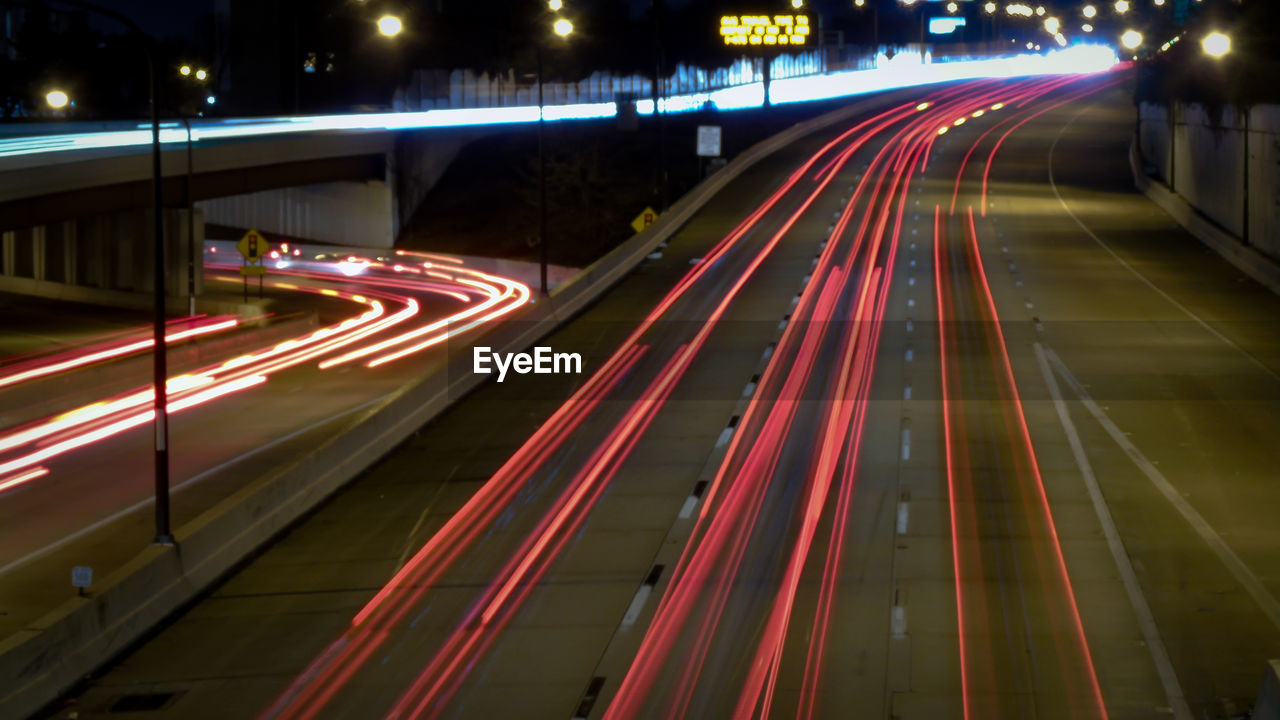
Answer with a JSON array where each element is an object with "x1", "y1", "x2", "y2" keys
[{"x1": 0, "y1": 253, "x2": 529, "y2": 495}]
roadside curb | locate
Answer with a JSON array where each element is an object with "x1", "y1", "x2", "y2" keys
[
  {"x1": 0, "y1": 86, "x2": 924, "y2": 720},
  {"x1": 1129, "y1": 140, "x2": 1280, "y2": 296}
]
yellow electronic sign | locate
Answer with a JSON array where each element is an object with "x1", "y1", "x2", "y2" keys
[{"x1": 719, "y1": 14, "x2": 811, "y2": 47}]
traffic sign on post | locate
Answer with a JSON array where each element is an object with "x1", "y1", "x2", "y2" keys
[
  {"x1": 696, "y1": 125, "x2": 722, "y2": 158},
  {"x1": 631, "y1": 207, "x2": 659, "y2": 234},
  {"x1": 237, "y1": 229, "x2": 267, "y2": 263}
]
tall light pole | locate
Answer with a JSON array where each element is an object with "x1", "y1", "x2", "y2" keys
[
  {"x1": 538, "y1": 14, "x2": 573, "y2": 296},
  {"x1": 40, "y1": 0, "x2": 172, "y2": 544}
]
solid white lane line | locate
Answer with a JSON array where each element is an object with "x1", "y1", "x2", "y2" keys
[
  {"x1": 1043, "y1": 345, "x2": 1280, "y2": 633},
  {"x1": 1034, "y1": 343, "x2": 1192, "y2": 720},
  {"x1": 896, "y1": 501, "x2": 909, "y2": 534},
  {"x1": 1047, "y1": 103, "x2": 1280, "y2": 383},
  {"x1": 901, "y1": 429, "x2": 911, "y2": 461}
]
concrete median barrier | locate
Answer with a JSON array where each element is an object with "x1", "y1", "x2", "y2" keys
[{"x1": 0, "y1": 86, "x2": 925, "y2": 720}]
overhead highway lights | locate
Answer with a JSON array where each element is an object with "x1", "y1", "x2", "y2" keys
[
  {"x1": 1055, "y1": 32, "x2": 1067, "y2": 46},
  {"x1": 1114, "y1": 0, "x2": 1129, "y2": 13},
  {"x1": 916, "y1": 102, "x2": 930, "y2": 110},
  {"x1": 195, "y1": 68, "x2": 207, "y2": 81},
  {"x1": 1007, "y1": 4, "x2": 1033, "y2": 17},
  {"x1": 856, "y1": 0, "x2": 865, "y2": 5},
  {"x1": 45, "y1": 89, "x2": 69, "y2": 109},
  {"x1": 548, "y1": 0, "x2": 563, "y2": 9},
  {"x1": 1044, "y1": 16, "x2": 1060, "y2": 34},
  {"x1": 792, "y1": 0, "x2": 803, "y2": 8},
  {"x1": 1082, "y1": 4, "x2": 1096, "y2": 18},
  {"x1": 179, "y1": 65, "x2": 191, "y2": 77},
  {"x1": 376, "y1": 14, "x2": 403, "y2": 37},
  {"x1": 1202, "y1": 31, "x2": 1230, "y2": 58},
  {"x1": 553, "y1": 17, "x2": 573, "y2": 37},
  {"x1": 1036, "y1": 6, "x2": 1045, "y2": 16},
  {"x1": 1082, "y1": 23, "x2": 1093, "y2": 32},
  {"x1": 991, "y1": 102, "x2": 1004, "y2": 109},
  {"x1": 1121, "y1": 28, "x2": 1142, "y2": 49},
  {"x1": 985, "y1": 2, "x2": 997, "y2": 13},
  {"x1": 206, "y1": 95, "x2": 217, "y2": 105},
  {"x1": 937, "y1": 126, "x2": 949, "y2": 135},
  {"x1": 1154, "y1": 0, "x2": 1165, "y2": 5},
  {"x1": 947, "y1": 1, "x2": 958, "y2": 13}
]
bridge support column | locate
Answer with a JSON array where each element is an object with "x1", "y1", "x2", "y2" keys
[{"x1": 0, "y1": 207, "x2": 202, "y2": 311}]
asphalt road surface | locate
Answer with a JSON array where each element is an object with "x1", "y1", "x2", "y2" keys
[
  {"x1": 36, "y1": 70, "x2": 1280, "y2": 720},
  {"x1": 0, "y1": 253, "x2": 525, "y2": 642}
]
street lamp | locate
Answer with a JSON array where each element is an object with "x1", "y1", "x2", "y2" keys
[
  {"x1": 946, "y1": 1, "x2": 958, "y2": 13},
  {"x1": 985, "y1": 2, "x2": 997, "y2": 14},
  {"x1": 537, "y1": 15, "x2": 573, "y2": 296},
  {"x1": 1114, "y1": 0, "x2": 1129, "y2": 14},
  {"x1": 179, "y1": 64, "x2": 191, "y2": 76},
  {"x1": 195, "y1": 68, "x2": 207, "y2": 81},
  {"x1": 1201, "y1": 31, "x2": 1230, "y2": 58},
  {"x1": 377, "y1": 14, "x2": 403, "y2": 37},
  {"x1": 45, "y1": 89, "x2": 69, "y2": 109},
  {"x1": 1082, "y1": 5, "x2": 1096, "y2": 18},
  {"x1": 1121, "y1": 28, "x2": 1142, "y2": 49},
  {"x1": 1044, "y1": 16, "x2": 1059, "y2": 34},
  {"x1": 44, "y1": 0, "x2": 171, "y2": 545},
  {"x1": 548, "y1": 0, "x2": 563, "y2": 8}
]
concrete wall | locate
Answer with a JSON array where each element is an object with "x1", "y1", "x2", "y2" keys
[
  {"x1": 198, "y1": 180, "x2": 395, "y2": 248},
  {"x1": 1138, "y1": 101, "x2": 1280, "y2": 260},
  {"x1": 0, "y1": 207, "x2": 202, "y2": 308}
]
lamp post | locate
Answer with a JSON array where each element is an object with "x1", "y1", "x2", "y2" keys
[
  {"x1": 537, "y1": 14, "x2": 574, "y2": 296},
  {"x1": 39, "y1": 0, "x2": 172, "y2": 544}
]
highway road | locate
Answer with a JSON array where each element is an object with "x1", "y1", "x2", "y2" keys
[
  {"x1": 0, "y1": 250, "x2": 528, "y2": 641},
  {"x1": 35, "y1": 70, "x2": 1280, "y2": 720}
]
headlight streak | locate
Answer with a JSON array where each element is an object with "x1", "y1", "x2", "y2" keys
[
  {"x1": 258, "y1": 71, "x2": 1128, "y2": 720},
  {"x1": 0, "y1": 316, "x2": 239, "y2": 391},
  {"x1": 0, "y1": 257, "x2": 525, "y2": 493},
  {"x1": 0, "y1": 51, "x2": 1118, "y2": 167},
  {"x1": 260, "y1": 93, "x2": 936, "y2": 720}
]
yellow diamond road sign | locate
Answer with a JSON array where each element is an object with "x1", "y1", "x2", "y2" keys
[
  {"x1": 631, "y1": 207, "x2": 658, "y2": 234},
  {"x1": 237, "y1": 229, "x2": 268, "y2": 262}
]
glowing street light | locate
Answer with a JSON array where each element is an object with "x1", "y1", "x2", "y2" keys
[
  {"x1": 548, "y1": 0, "x2": 563, "y2": 9},
  {"x1": 791, "y1": 0, "x2": 804, "y2": 8},
  {"x1": 553, "y1": 17, "x2": 573, "y2": 37},
  {"x1": 1121, "y1": 28, "x2": 1143, "y2": 49},
  {"x1": 946, "y1": 1, "x2": 958, "y2": 12},
  {"x1": 1201, "y1": 31, "x2": 1231, "y2": 58},
  {"x1": 376, "y1": 14, "x2": 403, "y2": 37},
  {"x1": 1082, "y1": 23, "x2": 1094, "y2": 32},
  {"x1": 179, "y1": 65, "x2": 191, "y2": 77},
  {"x1": 45, "y1": 89, "x2": 69, "y2": 109},
  {"x1": 1035, "y1": 6, "x2": 1045, "y2": 16},
  {"x1": 1114, "y1": 0, "x2": 1130, "y2": 13},
  {"x1": 1044, "y1": 16, "x2": 1060, "y2": 34},
  {"x1": 1082, "y1": 4, "x2": 1097, "y2": 18},
  {"x1": 985, "y1": 2, "x2": 997, "y2": 13},
  {"x1": 195, "y1": 68, "x2": 207, "y2": 81}
]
